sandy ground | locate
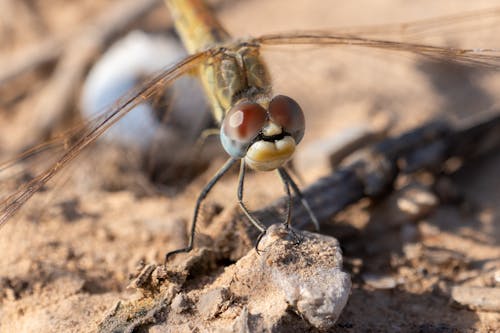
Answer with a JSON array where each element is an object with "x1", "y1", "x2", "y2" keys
[{"x1": 1, "y1": 0, "x2": 500, "y2": 332}]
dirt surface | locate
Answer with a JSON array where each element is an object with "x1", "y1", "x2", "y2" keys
[{"x1": 1, "y1": 0, "x2": 500, "y2": 332}]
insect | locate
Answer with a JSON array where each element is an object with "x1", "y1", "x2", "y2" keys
[{"x1": 1, "y1": 0, "x2": 500, "y2": 264}]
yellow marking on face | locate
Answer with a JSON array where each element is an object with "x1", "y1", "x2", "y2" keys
[{"x1": 245, "y1": 136, "x2": 296, "y2": 171}]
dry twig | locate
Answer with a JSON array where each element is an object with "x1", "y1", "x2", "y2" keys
[{"x1": 290, "y1": 112, "x2": 500, "y2": 228}]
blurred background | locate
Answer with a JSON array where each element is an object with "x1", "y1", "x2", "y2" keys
[{"x1": 0, "y1": 0, "x2": 499, "y2": 331}]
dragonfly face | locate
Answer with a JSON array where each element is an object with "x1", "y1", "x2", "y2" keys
[{"x1": 220, "y1": 95, "x2": 305, "y2": 171}]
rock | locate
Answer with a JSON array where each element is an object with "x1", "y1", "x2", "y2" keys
[
  {"x1": 231, "y1": 307, "x2": 250, "y2": 333},
  {"x1": 233, "y1": 224, "x2": 351, "y2": 331},
  {"x1": 171, "y1": 293, "x2": 191, "y2": 314},
  {"x1": 370, "y1": 183, "x2": 438, "y2": 228},
  {"x1": 80, "y1": 30, "x2": 206, "y2": 151},
  {"x1": 362, "y1": 273, "x2": 398, "y2": 289},
  {"x1": 494, "y1": 270, "x2": 500, "y2": 285},
  {"x1": 396, "y1": 186, "x2": 437, "y2": 218},
  {"x1": 197, "y1": 287, "x2": 232, "y2": 319},
  {"x1": 102, "y1": 224, "x2": 351, "y2": 332},
  {"x1": 451, "y1": 286, "x2": 500, "y2": 311},
  {"x1": 277, "y1": 267, "x2": 351, "y2": 328}
]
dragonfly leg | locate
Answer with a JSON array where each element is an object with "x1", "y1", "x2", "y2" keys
[
  {"x1": 194, "y1": 128, "x2": 220, "y2": 150},
  {"x1": 237, "y1": 160, "x2": 268, "y2": 254},
  {"x1": 281, "y1": 172, "x2": 292, "y2": 229},
  {"x1": 278, "y1": 167, "x2": 321, "y2": 231},
  {"x1": 252, "y1": 176, "x2": 295, "y2": 254},
  {"x1": 278, "y1": 169, "x2": 303, "y2": 246},
  {"x1": 237, "y1": 160, "x2": 267, "y2": 233},
  {"x1": 253, "y1": 229, "x2": 267, "y2": 255},
  {"x1": 164, "y1": 157, "x2": 238, "y2": 266}
]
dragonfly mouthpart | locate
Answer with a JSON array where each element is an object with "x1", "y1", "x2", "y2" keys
[{"x1": 245, "y1": 135, "x2": 296, "y2": 171}]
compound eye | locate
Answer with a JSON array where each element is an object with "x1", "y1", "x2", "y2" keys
[
  {"x1": 269, "y1": 95, "x2": 305, "y2": 143},
  {"x1": 222, "y1": 102, "x2": 267, "y2": 142},
  {"x1": 220, "y1": 102, "x2": 267, "y2": 157}
]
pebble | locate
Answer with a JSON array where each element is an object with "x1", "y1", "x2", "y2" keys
[
  {"x1": 197, "y1": 287, "x2": 232, "y2": 319},
  {"x1": 370, "y1": 184, "x2": 438, "y2": 228},
  {"x1": 451, "y1": 286, "x2": 500, "y2": 311},
  {"x1": 171, "y1": 293, "x2": 191, "y2": 314},
  {"x1": 362, "y1": 273, "x2": 398, "y2": 289},
  {"x1": 257, "y1": 225, "x2": 351, "y2": 330},
  {"x1": 80, "y1": 30, "x2": 205, "y2": 151},
  {"x1": 494, "y1": 270, "x2": 500, "y2": 285},
  {"x1": 396, "y1": 185, "x2": 438, "y2": 220}
]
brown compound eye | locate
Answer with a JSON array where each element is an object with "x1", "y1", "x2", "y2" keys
[
  {"x1": 223, "y1": 102, "x2": 267, "y2": 141},
  {"x1": 269, "y1": 95, "x2": 305, "y2": 143},
  {"x1": 221, "y1": 102, "x2": 267, "y2": 157}
]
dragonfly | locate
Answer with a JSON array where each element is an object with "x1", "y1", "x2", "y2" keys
[{"x1": 1, "y1": 0, "x2": 500, "y2": 264}]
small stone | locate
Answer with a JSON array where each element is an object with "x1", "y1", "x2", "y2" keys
[
  {"x1": 171, "y1": 293, "x2": 191, "y2": 314},
  {"x1": 451, "y1": 286, "x2": 500, "y2": 311},
  {"x1": 396, "y1": 186, "x2": 438, "y2": 219},
  {"x1": 418, "y1": 221, "x2": 441, "y2": 237},
  {"x1": 362, "y1": 273, "x2": 397, "y2": 289},
  {"x1": 128, "y1": 264, "x2": 156, "y2": 290},
  {"x1": 494, "y1": 270, "x2": 500, "y2": 285},
  {"x1": 197, "y1": 287, "x2": 232, "y2": 319},
  {"x1": 257, "y1": 225, "x2": 351, "y2": 330},
  {"x1": 278, "y1": 268, "x2": 351, "y2": 329},
  {"x1": 231, "y1": 307, "x2": 250, "y2": 333},
  {"x1": 403, "y1": 243, "x2": 423, "y2": 260},
  {"x1": 370, "y1": 184, "x2": 438, "y2": 228},
  {"x1": 5, "y1": 287, "x2": 17, "y2": 301}
]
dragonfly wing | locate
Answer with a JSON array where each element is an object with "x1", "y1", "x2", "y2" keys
[
  {"x1": 0, "y1": 51, "x2": 211, "y2": 227},
  {"x1": 255, "y1": 33, "x2": 500, "y2": 68},
  {"x1": 253, "y1": 18, "x2": 500, "y2": 179},
  {"x1": 323, "y1": 6, "x2": 500, "y2": 40}
]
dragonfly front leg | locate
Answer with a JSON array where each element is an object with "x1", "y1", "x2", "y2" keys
[
  {"x1": 278, "y1": 167, "x2": 320, "y2": 231},
  {"x1": 164, "y1": 157, "x2": 238, "y2": 265},
  {"x1": 237, "y1": 160, "x2": 269, "y2": 253},
  {"x1": 281, "y1": 172, "x2": 292, "y2": 229},
  {"x1": 237, "y1": 160, "x2": 267, "y2": 233},
  {"x1": 278, "y1": 168, "x2": 303, "y2": 246},
  {"x1": 194, "y1": 128, "x2": 220, "y2": 150}
]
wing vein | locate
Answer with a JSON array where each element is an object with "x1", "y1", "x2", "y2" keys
[
  {"x1": 0, "y1": 51, "x2": 209, "y2": 227},
  {"x1": 255, "y1": 33, "x2": 500, "y2": 68}
]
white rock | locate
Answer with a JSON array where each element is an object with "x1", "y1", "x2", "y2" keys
[{"x1": 80, "y1": 30, "x2": 206, "y2": 150}]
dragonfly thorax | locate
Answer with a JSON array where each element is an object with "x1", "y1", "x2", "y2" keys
[{"x1": 199, "y1": 44, "x2": 272, "y2": 123}]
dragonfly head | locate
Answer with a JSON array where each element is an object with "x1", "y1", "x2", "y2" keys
[{"x1": 220, "y1": 95, "x2": 305, "y2": 171}]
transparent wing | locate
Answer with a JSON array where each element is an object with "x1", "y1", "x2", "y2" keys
[
  {"x1": 250, "y1": 7, "x2": 500, "y2": 180},
  {"x1": 0, "y1": 51, "x2": 210, "y2": 227},
  {"x1": 6, "y1": 8, "x2": 496, "y2": 173},
  {"x1": 2, "y1": 4, "x2": 500, "y2": 228},
  {"x1": 321, "y1": 6, "x2": 500, "y2": 40},
  {"x1": 255, "y1": 33, "x2": 500, "y2": 68},
  {"x1": 243, "y1": 4, "x2": 500, "y2": 68}
]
